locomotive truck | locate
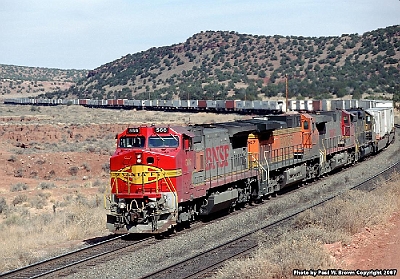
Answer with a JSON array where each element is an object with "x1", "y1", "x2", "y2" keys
[{"x1": 106, "y1": 107, "x2": 395, "y2": 234}]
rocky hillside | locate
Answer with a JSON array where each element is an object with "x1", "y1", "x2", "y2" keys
[
  {"x1": 3, "y1": 25, "x2": 400, "y2": 102},
  {"x1": 55, "y1": 25, "x2": 399, "y2": 102},
  {"x1": 0, "y1": 64, "x2": 87, "y2": 98}
]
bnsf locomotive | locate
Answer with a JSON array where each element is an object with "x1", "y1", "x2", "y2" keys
[{"x1": 106, "y1": 106, "x2": 395, "y2": 234}]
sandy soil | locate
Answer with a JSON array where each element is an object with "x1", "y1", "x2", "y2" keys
[{"x1": 325, "y1": 211, "x2": 400, "y2": 278}]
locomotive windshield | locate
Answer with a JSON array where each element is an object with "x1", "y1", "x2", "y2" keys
[
  {"x1": 119, "y1": 136, "x2": 145, "y2": 148},
  {"x1": 148, "y1": 136, "x2": 179, "y2": 148}
]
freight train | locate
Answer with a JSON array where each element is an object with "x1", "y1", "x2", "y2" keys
[
  {"x1": 106, "y1": 105, "x2": 395, "y2": 234},
  {"x1": 3, "y1": 97, "x2": 394, "y2": 114}
]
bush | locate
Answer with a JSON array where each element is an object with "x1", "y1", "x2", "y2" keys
[
  {"x1": 38, "y1": 182, "x2": 56, "y2": 190},
  {"x1": 10, "y1": 183, "x2": 28, "y2": 192},
  {"x1": 35, "y1": 159, "x2": 46, "y2": 165},
  {"x1": 0, "y1": 197, "x2": 7, "y2": 213},
  {"x1": 30, "y1": 196, "x2": 48, "y2": 209},
  {"x1": 7, "y1": 155, "x2": 17, "y2": 162},
  {"x1": 14, "y1": 168, "x2": 23, "y2": 178},
  {"x1": 81, "y1": 162, "x2": 91, "y2": 172},
  {"x1": 13, "y1": 194, "x2": 27, "y2": 206},
  {"x1": 102, "y1": 162, "x2": 110, "y2": 172},
  {"x1": 69, "y1": 166, "x2": 79, "y2": 176}
]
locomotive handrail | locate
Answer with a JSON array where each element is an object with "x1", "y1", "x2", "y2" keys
[{"x1": 251, "y1": 153, "x2": 269, "y2": 183}]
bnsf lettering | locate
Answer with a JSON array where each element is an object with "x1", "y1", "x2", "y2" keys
[{"x1": 205, "y1": 145, "x2": 229, "y2": 170}]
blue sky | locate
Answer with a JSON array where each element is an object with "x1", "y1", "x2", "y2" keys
[{"x1": 1, "y1": 0, "x2": 399, "y2": 70}]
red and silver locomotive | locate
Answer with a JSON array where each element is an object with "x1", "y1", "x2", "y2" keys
[
  {"x1": 106, "y1": 106, "x2": 395, "y2": 234},
  {"x1": 107, "y1": 122, "x2": 260, "y2": 234}
]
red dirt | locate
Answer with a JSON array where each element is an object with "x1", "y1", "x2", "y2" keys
[
  {"x1": 326, "y1": 212, "x2": 400, "y2": 278},
  {"x1": 0, "y1": 121, "x2": 125, "y2": 207}
]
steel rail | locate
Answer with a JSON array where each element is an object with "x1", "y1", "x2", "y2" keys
[{"x1": 0, "y1": 234, "x2": 151, "y2": 279}]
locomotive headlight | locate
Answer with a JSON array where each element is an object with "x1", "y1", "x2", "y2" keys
[
  {"x1": 136, "y1": 154, "x2": 142, "y2": 163},
  {"x1": 118, "y1": 199, "x2": 126, "y2": 209}
]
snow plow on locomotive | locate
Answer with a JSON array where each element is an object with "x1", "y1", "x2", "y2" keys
[{"x1": 106, "y1": 107, "x2": 395, "y2": 234}]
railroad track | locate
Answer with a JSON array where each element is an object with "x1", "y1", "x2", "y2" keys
[
  {"x1": 0, "y1": 234, "x2": 155, "y2": 278},
  {"x1": 142, "y1": 160, "x2": 400, "y2": 279}
]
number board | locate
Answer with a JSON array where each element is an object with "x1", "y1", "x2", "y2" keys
[
  {"x1": 127, "y1": 128, "x2": 139, "y2": 134},
  {"x1": 154, "y1": 127, "x2": 168, "y2": 133}
]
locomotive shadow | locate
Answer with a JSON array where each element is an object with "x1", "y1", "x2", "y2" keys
[{"x1": 83, "y1": 233, "x2": 153, "y2": 245}]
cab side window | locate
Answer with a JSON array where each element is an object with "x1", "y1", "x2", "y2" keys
[{"x1": 303, "y1": 120, "x2": 309, "y2": 130}]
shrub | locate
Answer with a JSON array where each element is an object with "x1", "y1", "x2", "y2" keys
[
  {"x1": 69, "y1": 166, "x2": 79, "y2": 176},
  {"x1": 30, "y1": 106, "x2": 40, "y2": 112},
  {"x1": 0, "y1": 197, "x2": 7, "y2": 213},
  {"x1": 85, "y1": 145, "x2": 96, "y2": 153},
  {"x1": 14, "y1": 149, "x2": 24, "y2": 155},
  {"x1": 13, "y1": 194, "x2": 27, "y2": 206},
  {"x1": 30, "y1": 196, "x2": 48, "y2": 209},
  {"x1": 38, "y1": 182, "x2": 56, "y2": 190},
  {"x1": 14, "y1": 168, "x2": 23, "y2": 178},
  {"x1": 102, "y1": 162, "x2": 110, "y2": 172},
  {"x1": 7, "y1": 155, "x2": 17, "y2": 162},
  {"x1": 35, "y1": 159, "x2": 46, "y2": 165},
  {"x1": 93, "y1": 179, "x2": 102, "y2": 187},
  {"x1": 10, "y1": 183, "x2": 28, "y2": 192},
  {"x1": 81, "y1": 162, "x2": 91, "y2": 172}
]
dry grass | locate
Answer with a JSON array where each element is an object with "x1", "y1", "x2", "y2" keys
[
  {"x1": 216, "y1": 173, "x2": 400, "y2": 279},
  {"x1": 0, "y1": 189, "x2": 107, "y2": 273}
]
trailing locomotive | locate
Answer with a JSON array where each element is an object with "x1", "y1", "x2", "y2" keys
[{"x1": 106, "y1": 107, "x2": 395, "y2": 234}]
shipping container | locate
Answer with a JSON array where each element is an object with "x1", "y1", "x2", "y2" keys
[
  {"x1": 189, "y1": 100, "x2": 198, "y2": 109},
  {"x1": 216, "y1": 100, "x2": 225, "y2": 110},
  {"x1": 288, "y1": 100, "x2": 297, "y2": 111},
  {"x1": 321, "y1": 100, "x2": 331, "y2": 111},
  {"x1": 374, "y1": 100, "x2": 393, "y2": 108},
  {"x1": 366, "y1": 107, "x2": 394, "y2": 139},
  {"x1": 234, "y1": 100, "x2": 245, "y2": 110},
  {"x1": 172, "y1": 100, "x2": 181, "y2": 108},
  {"x1": 198, "y1": 100, "x2": 207, "y2": 109},
  {"x1": 225, "y1": 100, "x2": 234, "y2": 110},
  {"x1": 206, "y1": 100, "x2": 217, "y2": 109},
  {"x1": 244, "y1": 101, "x2": 253, "y2": 110},
  {"x1": 359, "y1": 100, "x2": 375, "y2": 109},
  {"x1": 133, "y1": 100, "x2": 141, "y2": 107},
  {"x1": 305, "y1": 100, "x2": 313, "y2": 112}
]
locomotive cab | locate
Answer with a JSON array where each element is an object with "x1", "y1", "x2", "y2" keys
[{"x1": 107, "y1": 125, "x2": 194, "y2": 234}]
